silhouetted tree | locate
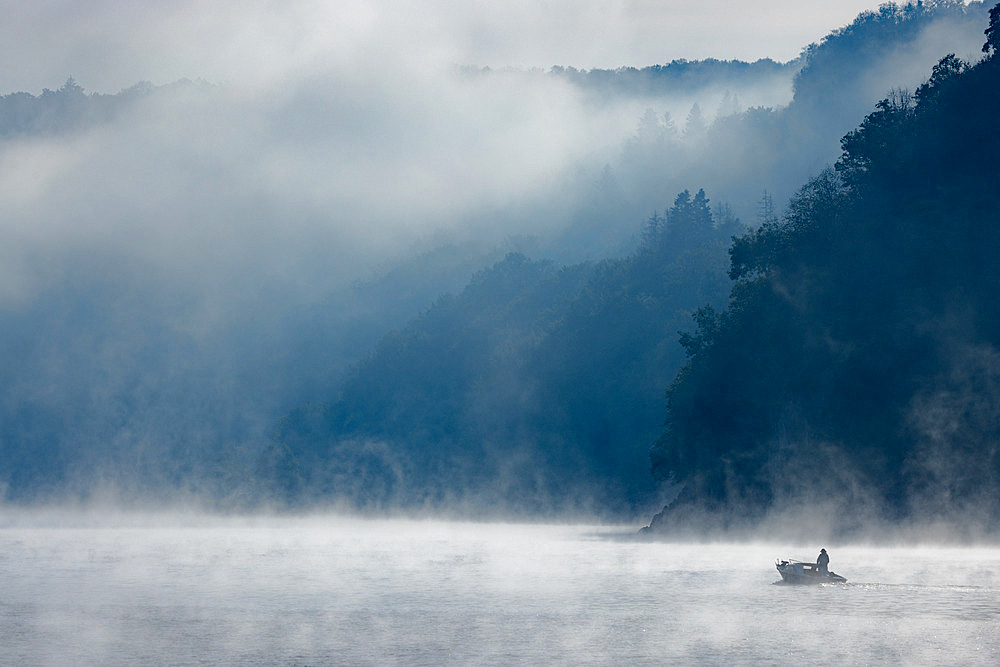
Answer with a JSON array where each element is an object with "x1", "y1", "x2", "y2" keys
[
  {"x1": 660, "y1": 188, "x2": 713, "y2": 246},
  {"x1": 683, "y1": 103, "x2": 706, "y2": 140},
  {"x1": 661, "y1": 111, "x2": 678, "y2": 138},
  {"x1": 715, "y1": 90, "x2": 741, "y2": 119},
  {"x1": 915, "y1": 54, "x2": 966, "y2": 104},
  {"x1": 636, "y1": 108, "x2": 662, "y2": 143},
  {"x1": 984, "y1": 2, "x2": 1000, "y2": 54},
  {"x1": 757, "y1": 191, "x2": 778, "y2": 226}
]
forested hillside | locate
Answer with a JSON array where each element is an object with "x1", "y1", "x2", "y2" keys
[
  {"x1": 253, "y1": 2, "x2": 997, "y2": 519},
  {"x1": 648, "y1": 7, "x2": 1000, "y2": 535},
  {"x1": 259, "y1": 193, "x2": 742, "y2": 515}
]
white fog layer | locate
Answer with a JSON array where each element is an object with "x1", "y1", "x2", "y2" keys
[
  {"x1": 2, "y1": 518, "x2": 999, "y2": 665},
  {"x1": 2, "y1": 1, "x2": 895, "y2": 92}
]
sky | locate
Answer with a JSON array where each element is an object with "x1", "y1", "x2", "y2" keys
[{"x1": 0, "y1": 1, "x2": 894, "y2": 93}]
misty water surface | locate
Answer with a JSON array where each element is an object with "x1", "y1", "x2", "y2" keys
[{"x1": 2, "y1": 515, "x2": 999, "y2": 665}]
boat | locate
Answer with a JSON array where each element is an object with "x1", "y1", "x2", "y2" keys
[{"x1": 775, "y1": 559, "x2": 847, "y2": 584}]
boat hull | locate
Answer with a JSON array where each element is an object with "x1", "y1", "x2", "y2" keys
[{"x1": 776, "y1": 560, "x2": 847, "y2": 584}]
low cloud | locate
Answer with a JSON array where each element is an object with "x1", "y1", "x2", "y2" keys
[{"x1": 0, "y1": 1, "x2": 889, "y2": 93}]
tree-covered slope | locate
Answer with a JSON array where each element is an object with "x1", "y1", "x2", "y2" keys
[
  {"x1": 259, "y1": 193, "x2": 742, "y2": 516},
  {"x1": 260, "y1": 2, "x2": 995, "y2": 520},
  {"x1": 648, "y1": 10, "x2": 1000, "y2": 534}
]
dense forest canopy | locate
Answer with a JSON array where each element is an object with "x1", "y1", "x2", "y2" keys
[{"x1": 648, "y1": 8, "x2": 1000, "y2": 535}]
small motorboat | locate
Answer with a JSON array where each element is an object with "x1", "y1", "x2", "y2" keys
[{"x1": 775, "y1": 559, "x2": 847, "y2": 584}]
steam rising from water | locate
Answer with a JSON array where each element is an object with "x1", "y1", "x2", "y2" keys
[{"x1": 2, "y1": 515, "x2": 999, "y2": 664}]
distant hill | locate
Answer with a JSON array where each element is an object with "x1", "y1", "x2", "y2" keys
[
  {"x1": 0, "y1": 78, "x2": 212, "y2": 137},
  {"x1": 597, "y1": 0, "x2": 990, "y2": 229},
  {"x1": 548, "y1": 58, "x2": 795, "y2": 102}
]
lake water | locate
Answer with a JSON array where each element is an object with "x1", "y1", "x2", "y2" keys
[{"x1": 2, "y1": 514, "x2": 999, "y2": 665}]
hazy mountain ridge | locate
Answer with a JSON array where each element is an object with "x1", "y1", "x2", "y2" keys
[
  {"x1": 462, "y1": 57, "x2": 798, "y2": 107},
  {"x1": 0, "y1": 78, "x2": 211, "y2": 138},
  {"x1": 595, "y1": 0, "x2": 990, "y2": 237},
  {"x1": 257, "y1": 194, "x2": 741, "y2": 516}
]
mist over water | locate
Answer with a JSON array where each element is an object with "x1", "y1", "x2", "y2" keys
[{"x1": 3, "y1": 515, "x2": 999, "y2": 665}]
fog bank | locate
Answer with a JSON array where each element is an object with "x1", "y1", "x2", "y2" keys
[{"x1": 0, "y1": 1, "x2": 892, "y2": 93}]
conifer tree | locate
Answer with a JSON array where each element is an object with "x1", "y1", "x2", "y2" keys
[{"x1": 984, "y1": 2, "x2": 1000, "y2": 55}]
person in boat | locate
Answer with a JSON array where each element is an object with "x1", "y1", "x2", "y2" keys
[{"x1": 817, "y1": 548, "x2": 829, "y2": 574}]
